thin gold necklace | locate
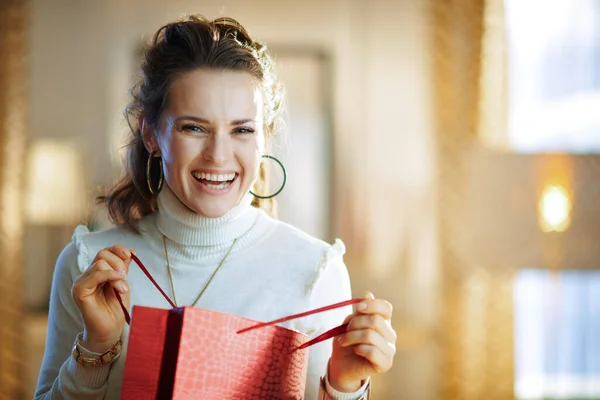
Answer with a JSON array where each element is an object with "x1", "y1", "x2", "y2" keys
[{"x1": 162, "y1": 235, "x2": 238, "y2": 307}]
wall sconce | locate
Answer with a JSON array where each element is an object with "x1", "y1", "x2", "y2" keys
[
  {"x1": 538, "y1": 184, "x2": 572, "y2": 233},
  {"x1": 25, "y1": 140, "x2": 87, "y2": 225},
  {"x1": 465, "y1": 149, "x2": 600, "y2": 270},
  {"x1": 24, "y1": 139, "x2": 88, "y2": 311}
]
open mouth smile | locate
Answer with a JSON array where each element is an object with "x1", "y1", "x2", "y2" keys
[{"x1": 192, "y1": 171, "x2": 237, "y2": 190}]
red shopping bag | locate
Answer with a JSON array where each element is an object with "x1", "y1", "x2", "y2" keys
[{"x1": 118, "y1": 254, "x2": 360, "y2": 400}]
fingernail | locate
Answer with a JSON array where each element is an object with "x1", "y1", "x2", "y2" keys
[
  {"x1": 357, "y1": 302, "x2": 367, "y2": 310},
  {"x1": 118, "y1": 281, "x2": 128, "y2": 293},
  {"x1": 122, "y1": 249, "x2": 130, "y2": 258},
  {"x1": 120, "y1": 270, "x2": 127, "y2": 277}
]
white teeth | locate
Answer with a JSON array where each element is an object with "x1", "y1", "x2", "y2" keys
[
  {"x1": 205, "y1": 181, "x2": 232, "y2": 190},
  {"x1": 193, "y1": 172, "x2": 236, "y2": 182}
]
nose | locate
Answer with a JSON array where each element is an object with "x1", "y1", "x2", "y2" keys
[{"x1": 202, "y1": 132, "x2": 230, "y2": 165}]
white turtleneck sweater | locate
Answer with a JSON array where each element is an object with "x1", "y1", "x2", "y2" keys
[{"x1": 34, "y1": 186, "x2": 368, "y2": 400}]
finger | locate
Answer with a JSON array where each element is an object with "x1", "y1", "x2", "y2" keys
[
  {"x1": 77, "y1": 257, "x2": 112, "y2": 281},
  {"x1": 93, "y1": 249, "x2": 128, "y2": 275},
  {"x1": 338, "y1": 328, "x2": 395, "y2": 357},
  {"x1": 75, "y1": 260, "x2": 129, "y2": 299},
  {"x1": 350, "y1": 292, "x2": 374, "y2": 313},
  {"x1": 92, "y1": 260, "x2": 129, "y2": 294},
  {"x1": 74, "y1": 269, "x2": 128, "y2": 297},
  {"x1": 342, "y1": 312, "x2": 355, "y2": 324},
  {"x1": 124, "y1": 249, "x2": 136, "y2": 274},
  {"x1": 356, "y1": 298, "x2": 393, "y2": 319},
  {"x1": 353, "y1": 344, "x2": 394, "y2": 373},
  {"x1": 119, "y1": 247, "x2": 135, "y2": 275},
  {"x1": 346, "y1": 314, "x2": 397, "y2": 343},
  {"x1": 106, "y1": 244, "x2": 131, "y2": 260},
  {"x1": 93, "y1": 245, "x2": 135, "y2": 275}
]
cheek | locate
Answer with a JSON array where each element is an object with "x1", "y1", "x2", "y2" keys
[
  {"x1": 161, "y1": 134, "x2": 189, "y2": 161},
  {"x1": 241, "y1": 134, "x2": 265, "y2": 175},
  {"x1": 241, "y1": 147, "x2": 261, "y2": 178},
  {"x1": 159, "y1": 138, "x2": 196, "y2": 180}
]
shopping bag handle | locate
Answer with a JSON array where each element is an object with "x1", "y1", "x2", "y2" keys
[
  {"x1": 237, "y1": 298, "x2": 362, "y2": 334},
  {"x1": 114, "y1": 253, "x2": 177, "y2": 325},
  {"x1": 236, "y1": 298, "x2": 363, "y2": 351},
  {"x1": 114, "y1": 253, "x2": 363, "y2": 350}
]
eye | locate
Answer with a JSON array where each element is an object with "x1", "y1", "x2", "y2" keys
[
  {"x1": 181, "y1": 124, "x2": 207, "y2": 134},
  {"x1": 234, "y1": 126, "x2": 255, "y2": 135}
]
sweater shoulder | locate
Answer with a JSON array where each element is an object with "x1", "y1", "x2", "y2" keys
[
  {"x1": 70, "y1": 214, "x2": 155, "y2": 272},
  {"x1": 257, "y1": 211, "x2": 347, "y2": 292},
  {"x1": 259, "y1": 210, "x2": 345, "y2": 257}
]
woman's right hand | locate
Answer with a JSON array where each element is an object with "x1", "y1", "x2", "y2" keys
[{"x1": 72, "y1": 244, "x2": 134, "y2": 353}]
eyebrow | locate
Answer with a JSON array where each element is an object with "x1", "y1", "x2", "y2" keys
[{"x1": 174, "y1": 116, "x2": 255, "y2": 125}]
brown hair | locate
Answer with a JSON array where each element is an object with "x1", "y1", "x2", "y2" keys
[{"x1": 98, "y1": 15, "x2": 284, "y2": 231}]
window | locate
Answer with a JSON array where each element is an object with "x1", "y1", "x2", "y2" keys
[
  {"x1": 505, "y1": 0, "x2": 600, "y2": 153},
  {"x1": 514, "y1": 269, "x2": 600, "y2": 399}
]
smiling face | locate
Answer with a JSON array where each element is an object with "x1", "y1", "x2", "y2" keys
[{"x1": 145, "y1": 69, "x2": 265, "y2": 218}]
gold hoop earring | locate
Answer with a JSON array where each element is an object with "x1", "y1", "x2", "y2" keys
[{"x1": 146, "y1": 150, "x2": 164, "y2": 195}]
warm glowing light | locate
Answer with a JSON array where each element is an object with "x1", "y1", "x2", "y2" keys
[
  {"x1": 538, "y1": 185, "x2": 571, "y2": 232},
  {"x1": 25, "y1": 140, "x2": 87, "y2": 225}
]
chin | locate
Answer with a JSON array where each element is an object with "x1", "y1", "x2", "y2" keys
[{"x1": 192, "y1": 200, "x2": 237, "y2": 218}]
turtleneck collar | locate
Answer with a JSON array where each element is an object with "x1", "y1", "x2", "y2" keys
[{"x1": 156, "y1": 184, "x2": 258, "y2": 247}]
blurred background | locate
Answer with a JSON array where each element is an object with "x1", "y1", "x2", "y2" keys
[{"x1": 1, "y1": 0, "x2": 599, "y2": 398}]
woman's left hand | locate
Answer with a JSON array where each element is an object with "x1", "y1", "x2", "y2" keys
[{"x1": 328, "y1": 292, "x2": 396, "y2": 392}]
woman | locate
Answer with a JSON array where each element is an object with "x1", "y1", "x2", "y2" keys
[{"x1": 35, "y1": 15, "x2": 396, "y2": 400}]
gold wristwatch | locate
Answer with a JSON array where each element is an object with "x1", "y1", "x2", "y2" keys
[{"x1": 71, "y1": 334, "x2": 122, "y2": 367}]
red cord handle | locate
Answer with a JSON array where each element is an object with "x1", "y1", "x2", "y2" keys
[
  {"x1": 113, "y1": 253, "x2": 176, "y2": 325},
  {"x1": 295, "y1": 322, "x2": 350, "y2": 352},
  {"x1": 237, "y1": 298, "x2": 363, "y2": 351},
  {"x1": 237, "y1": 298, "x2": 362, "y2": 333},
  {"x1": 114, "y1": 253, "x2": 362, "y2": 351}
]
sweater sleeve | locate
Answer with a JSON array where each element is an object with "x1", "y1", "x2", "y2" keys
[
  {"x1": 34, "y1": 230, "x2": 112, "y2": 399},
  {"x1": 304, "y1": 240, "x2": 370, "y2": 400}
]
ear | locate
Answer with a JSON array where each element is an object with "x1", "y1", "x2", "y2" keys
[{"x1": 139, "y1": 116, "x2": 160, "y2": 156}]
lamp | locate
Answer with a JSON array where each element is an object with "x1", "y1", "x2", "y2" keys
[
  {"x1": 464, "y1": 148, "x2": 600, "y2": 270},
  {"x1": 25, "y1": 140, "x2": 87, "y2": 225},
  {"x1": 24, "y1": 139, "x2": 88, "y2": 310},
  {"x1": 538, "y1": 184, "x2": 572, "y2": 233}
]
